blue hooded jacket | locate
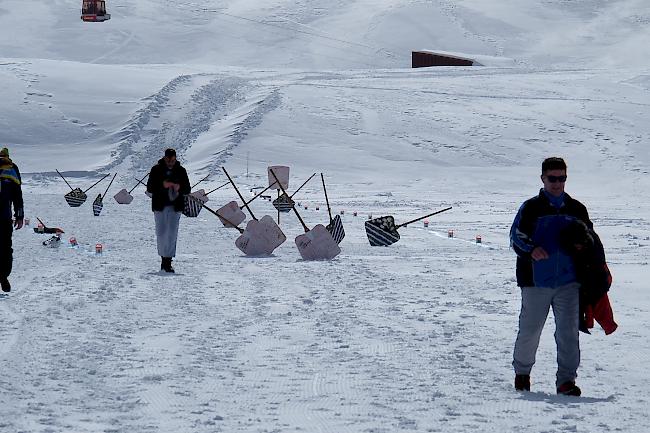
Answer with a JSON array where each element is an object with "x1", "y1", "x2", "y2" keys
[{"x1": 510, "y1": 189, "x2": 592, "y2": 288}]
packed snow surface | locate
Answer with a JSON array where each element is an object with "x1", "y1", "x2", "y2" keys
[{"x1": 1, "y1": 0, "x2": 649, "y2": 432}]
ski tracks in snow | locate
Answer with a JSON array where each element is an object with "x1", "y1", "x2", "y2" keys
[{"x1": 106, "y1": 73, "x2": 282, "y2": 178}]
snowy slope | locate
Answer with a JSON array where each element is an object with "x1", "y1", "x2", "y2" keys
[
  {"x1": 1, "y1": 0, "x2": 649, "y2": 68},
  {"x1": 1, "y1": 0, "x2": 650, "y2": 432}
]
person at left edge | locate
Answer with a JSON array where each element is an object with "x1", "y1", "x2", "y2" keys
[
  {"x1": 0, "y1": 147, "x2": 24, "y2": 292},
  {"x1": 146, "y1": 148, "x2": 190, "y2": 273}
]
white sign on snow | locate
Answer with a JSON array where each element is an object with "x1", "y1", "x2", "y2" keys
[
  {"x1": 267, "y1": 166, "x2": 290, "y2": 190},
  {"x1": 295, "y1": 224, "x2": 341, "y2": 261},
  {"x1": 235, "y1": 215, "x2": 287, "y2": 256},
  {"x1": 217, "y1": 201, "x2": 246, "y2": 228},
  {"x1": 191, "y1": 189, "x2": 209, "y2": 203},
  {"x1": 114, "y1": 189, "x2": 134, "y2": 204}
]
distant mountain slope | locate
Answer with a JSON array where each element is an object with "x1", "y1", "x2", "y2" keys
[
  {"x1": 1, "y1": 0, "x2": 648, "y2": 178},
  {"x1": 1, "y1": 0, "x2": 648, "y2": 68}
]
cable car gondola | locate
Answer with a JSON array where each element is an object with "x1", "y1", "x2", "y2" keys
[{"x1": 81, "y1": 0, "x2": 111, "y2": 22}]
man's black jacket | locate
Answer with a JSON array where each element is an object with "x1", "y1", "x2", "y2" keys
[
  {"x1": 146, "y1": 159, "x2": 191, "y2": 212},
  {"x1": 561, "y1": 220, "x2": 612, "y2": 303}
]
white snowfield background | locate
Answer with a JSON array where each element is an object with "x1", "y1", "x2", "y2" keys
[{"x1": 1, "y1": 0, "x2": 650, "y2": 432}]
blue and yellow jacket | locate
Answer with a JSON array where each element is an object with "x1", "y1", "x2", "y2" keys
[
  {"x1": 0, "y1": 157, "x2": 24, "y2": 221},
  {"x1": 510, "y1": 189, "x2": 592, "y2": 288}
]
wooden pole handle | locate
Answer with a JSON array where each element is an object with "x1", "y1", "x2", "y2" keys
[
  {"x1": 191, "y1": 173, "x2": 211, "y2": 189},
  {"x1": 201, "y1": 201, "x2": 245, "y2": 233},
  {"x1": 289, "y1": 172, "x2": 316, "y2": 199},
  {"x1": 222, "y1": 166, "x2": 257, "y2": 221},
  {"x1": 396, "y1": 207, "x2": 452, "y2": 229},
  {"x1": 205, "y1": 182, "x2": 229, "y2": 195},
  {"x1": 129, "y1": 173, "x2": 150, "y2": 193},
  {"x1": 240, "y1": 183, "x2": 276, "y2": 209},
  {"x1": 84, "y1": 173, "x2": 111, "y2": 193},
  {"x1": 102, "y1": 173, "x2": 117, "y2": 197},
  {"x1": 55, "y1": 169, "x2": 74, "y2": 191},
  {"x1": 320, "y1": 173, "x2": 333, "y2": 223}
]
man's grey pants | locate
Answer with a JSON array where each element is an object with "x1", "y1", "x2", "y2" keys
[
  {"x1": 154, "y1": 206, "x2": 181, "y2": 258},
  {"x1": 513, "y1": 283, "x2": 580, "y2": 386}
]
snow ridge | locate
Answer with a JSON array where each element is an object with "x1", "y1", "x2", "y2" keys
[{"x1": 106, "y1": 75, "x2": 194, "y2": 172}]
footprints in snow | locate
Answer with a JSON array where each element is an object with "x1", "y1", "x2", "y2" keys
[{"x1": 108, "y1": 74, "x2": 281, "y2": 175}]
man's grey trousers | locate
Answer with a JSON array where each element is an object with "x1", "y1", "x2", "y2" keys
[
  {"x1": 513, "y1": 283, "x2": 581, "y2": 386},
  {"x1": 154, "y1": 206, "x2": 181, "y2": 258}
]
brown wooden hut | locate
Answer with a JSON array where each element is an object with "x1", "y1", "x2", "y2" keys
[{"x1": 412, "y1": 50, "x2": 477, "y2": 68}]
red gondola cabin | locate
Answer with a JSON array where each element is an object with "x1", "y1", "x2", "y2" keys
[{"x1": 81, "y1": 0, "x2": 111, "y2": 22}]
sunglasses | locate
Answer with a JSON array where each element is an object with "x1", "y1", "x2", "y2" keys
[{"x1": 545, "y1": 175, "x2": 567, "y2": 183}]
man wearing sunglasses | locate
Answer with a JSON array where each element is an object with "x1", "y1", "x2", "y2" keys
[{"x1": 510, "y1": 157, "x2": 592, "y2": 396}]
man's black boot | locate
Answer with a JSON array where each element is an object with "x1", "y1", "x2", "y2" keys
[
  {"x1": 515, "y1": 374, "x2": 530, "y2": 391},
  {"x1": 557, "y1": 381, "x2": 581, "y2": 396},
  {"x1": 162, "y1": 257, "x2": 175, "y2": 273},
  {"x1": 1, "y1": 277, "x2": 11, "y2": 293}
]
